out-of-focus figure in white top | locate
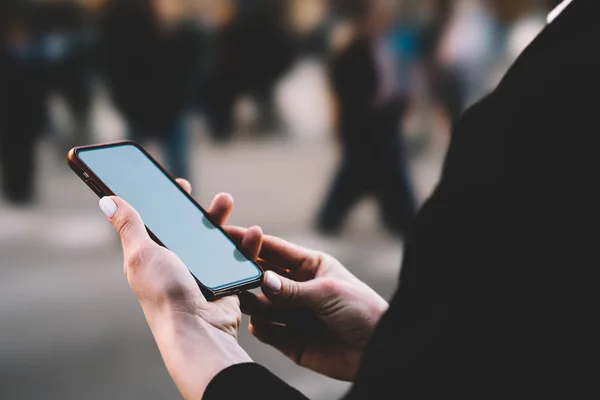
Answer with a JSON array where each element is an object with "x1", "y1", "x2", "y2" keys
[{"x1": 435, "y1": 0, "x2": 497, "y2": 110}]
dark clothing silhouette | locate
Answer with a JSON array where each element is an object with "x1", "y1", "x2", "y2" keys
[
  {"x1": 0, "y1": 1, "x2": 90, "y2": 203},
  {"x1": 203, "y1": 0, "x2": 297, "y2": 141},
  {"x1": 205, "y1": 1, "x2": 600, "y2": 398},
  {"x1": 41, "y1": 2, "x2": 94, "y2": 151},
  {"x1": 318, "y1": 37, "x2": 417, "y2": 235},
  {"x1": 419, "y1": 0, "x2": 465, "y2": 123},
  {"x1": 98, "y1": 0, "x2": 203, "y2": 178},
  {"x1": 0, "y1": 37, "x2": 46, "y2": 203}
]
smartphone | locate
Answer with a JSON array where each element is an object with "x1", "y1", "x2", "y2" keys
[{"x1": 67, "y1": 141, "x2": 263, "y2": 300}]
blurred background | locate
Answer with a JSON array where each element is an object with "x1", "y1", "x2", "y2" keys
[{"x1": 0, "y1": 0, "x2": 560, "y2": 398}]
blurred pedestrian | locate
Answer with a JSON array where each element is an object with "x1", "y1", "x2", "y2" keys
[
  {"x1": 0, "y1": 1, "x2": 96, "y2": 205},
  {"x1": 201, "y1": 0, "x2": 298, "y2": 142},
  {"x1": 430, "y1": 0, "x2": 497, "y2": 123},
  {"x1": 97, "y1": 0, "x2": 204, "y2": 180},
  {"x1": 387, "y1": 1, "x2": 420, "y2": 97},
  {"x1": 416, "y1": 0, "x2": 456, "y2": 121},
  {"x1": 38, "y1": 1, "x2": 95, "y2": 153},
  {"x1": 418, "y1": 0, "x2": 453, "y2": 68},
  {"x1": 317, "y1": 0, "x2": 417, "y2": 236},
  {"x1": 0, "y1": 1, "x2": 47, "y2": 205},
  {"x1": 288, "y1": 0, "x2": 332, "y2": 57}
]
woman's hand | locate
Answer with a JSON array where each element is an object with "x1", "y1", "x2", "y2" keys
[
  {"x1": 227, "y1": 227, "x2": 389, "y2": 382},
  {"x1": 99, "y1": 179, "x2": 261, "y2": 400}
]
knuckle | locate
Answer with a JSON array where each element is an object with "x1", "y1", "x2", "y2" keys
[
  {"x1": 318, "y1": 277, "x2": 341, "y2": 297},
  {"x1": 117, "y1": 213, "x2": 135, "y2": 239},
  {"x1": 314, "y1": 251, "x2": 327, "y2": 264},
  {"x1": 126, "y1": 241, "x2": 155, "y2": 271},
  {"x1": 306, "y1": 250, "x2": 325, "y2": 269},
  {"x1": 286, "y1": 280, "x2": 301, "y2": 302},
  {"x1": 301, "y1": 250, "x2": 329, "y2": 278}
]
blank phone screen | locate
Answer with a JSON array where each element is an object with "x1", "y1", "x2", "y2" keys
[{"x1": 78, "y1": 143, "x2": 261, "y2": 290}]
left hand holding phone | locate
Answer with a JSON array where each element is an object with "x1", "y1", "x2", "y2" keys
[{"x1": 99, "y1": 179, "x2": 263, "y2": 400}]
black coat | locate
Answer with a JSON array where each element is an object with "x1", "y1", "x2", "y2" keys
[
  {"x1": 206, "y1": 1, "x2": 600, "y2": 398},
  {"x1": 331, "y1": 37, "x2": 406, "y2": 158},
  {"x1": 97, "y1": 0, "x2": 203, "y2": 136}
]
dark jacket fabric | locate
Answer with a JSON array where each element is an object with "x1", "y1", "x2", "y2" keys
[{"x1": 97, "y1": 0, "x2": 203, "y2": 136}]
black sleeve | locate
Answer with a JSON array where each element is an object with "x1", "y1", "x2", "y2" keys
[{"x1": 204, "y1": 363, "x2": 308, "y2": 400}]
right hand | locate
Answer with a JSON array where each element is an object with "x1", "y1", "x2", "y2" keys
[{"x1": 227, "y1": 227, "x2": 389, "y2": 382}]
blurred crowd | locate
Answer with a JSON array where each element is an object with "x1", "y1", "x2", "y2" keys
[{"x1": 0, "y1": 0, "x2": 559, "y2": 232}]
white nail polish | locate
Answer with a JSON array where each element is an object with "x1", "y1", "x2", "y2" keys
[
  {"x1": 264, "y1": 271, "x2": 282, "y2": 292},
  {"x1": 99, "y1": 197, "x2": 118, "y2": 219}
]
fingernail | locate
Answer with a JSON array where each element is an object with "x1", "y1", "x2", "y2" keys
[
  {"x1": 99, "y1": 197, "x2": 118, "y2": 219},
  {"x1": 264, "y1": 271, "x2": 282, "y2": 292}
]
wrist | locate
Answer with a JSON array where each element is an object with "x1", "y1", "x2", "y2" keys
[{"x1": 145, "y1": 305, "x2": 252, "y2": 399}]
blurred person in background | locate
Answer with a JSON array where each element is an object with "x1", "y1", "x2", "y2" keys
[
  {"x1": 415, "y1": 0, "x2": 455, "y2": 126},
  {"x1": 429, "y1": 0, "x2": 496, "y2": 123},
  {"x1": 387, "y1": 1, "x2": 421, "y2": 102},
  {"x1": 98, "y1": 1, "x2": 600, "y2": 398},
  {"x1": 40, "y1": 0, "x2": 95, "y2": 154},
  {"x1": 97, "y1": 0, "x2": 204, "y2": 180},
  {"x1": 317, "y1": 0, "x2": 417, "y2": 236},
  {"x1": 288, "y1": 0, "x2": 332, "y2": 57},
  {"x1": 201, "y1": 0, "x2": 298, "y2": 142},
  {"x1": 417, "y1": 0, "x2": 453, "y2": 71},
  {"x1": 0, "y1": 1, "x2": 49, "y2": 205},
  {"x1": 0, "y1": 0, "x2": 95, "y2": 205}
]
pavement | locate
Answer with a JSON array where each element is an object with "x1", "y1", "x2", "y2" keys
[{"x1": 0, "y1": 60, "x2": 445, "y2": 399}]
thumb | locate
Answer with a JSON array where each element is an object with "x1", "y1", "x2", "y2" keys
[
  {"x1": 99, "y1": 196, "x2": 151, "y2": 250},
  {"x1": 262, "y1": 270, "x2": 333, "y2": 309}
]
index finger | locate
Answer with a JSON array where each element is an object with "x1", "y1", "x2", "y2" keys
[
  {"x1": 224, "y1": 226, "x2": 319, "y2": 276},
  {"x1": 207, "y1": 193, "x2": 234, "y2": 226}
]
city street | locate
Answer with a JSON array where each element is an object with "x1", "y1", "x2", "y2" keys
[{"x1": 0, "y1": 60, "x2": 445, "y2": 399}]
